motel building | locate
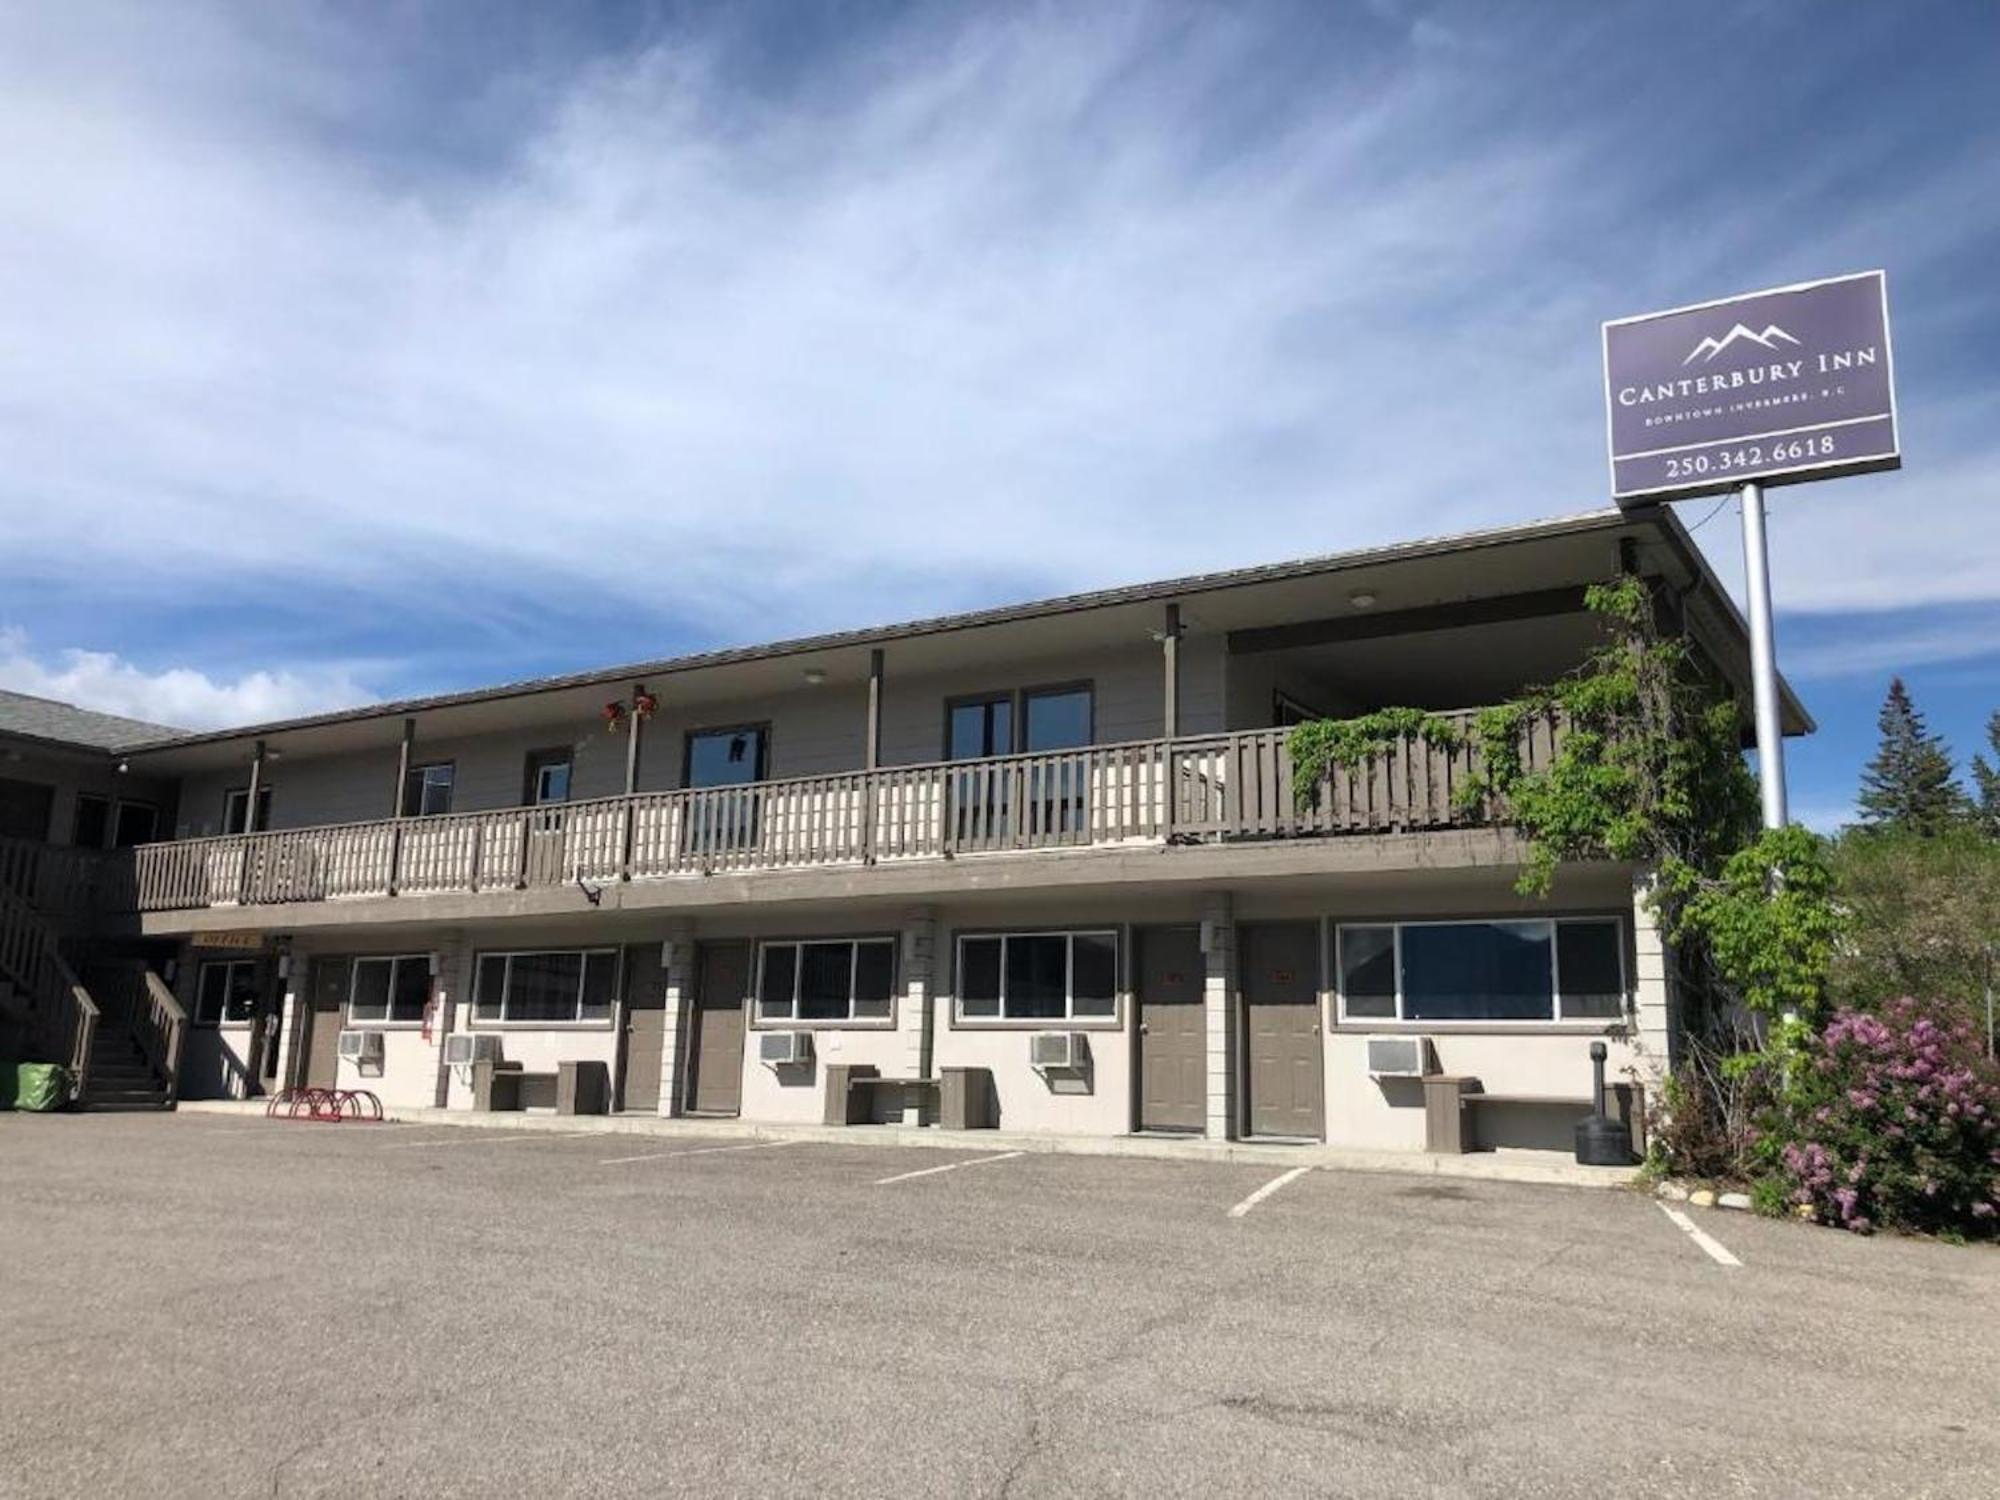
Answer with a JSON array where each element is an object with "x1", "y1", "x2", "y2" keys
[{"x1": 0, "y1": 507, "x2": 1808, "y2": 1157}]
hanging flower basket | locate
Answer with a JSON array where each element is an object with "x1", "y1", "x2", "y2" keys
[{"x1": 603, "y1": 701, "x2": 627, "y2": 732}]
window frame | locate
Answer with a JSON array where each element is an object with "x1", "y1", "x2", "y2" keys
[
  {"x1": 940, "y1": 680, "x2": 1096, "y2": 760},
  {"x1": 1332, "y1": 916, "x2": 1629, "y2": 1028},
  {"x1": 751, "y1": 936, "x2": 900, "y2": 1029},
  {"x1": 222, "y1": 785, "x2": 272, "y2": 836},
  {"x1": 681, "y1": 721, "x2": 772, "y2": 788},
  {"x1": 951, "y1": 928, "x2": 1123, "y2": 1028},
  {"x1": 111, "y1": 799, "x2": 159, "y2": 848},
  {"x1": 402, "y1": 762, "x2": 456, "y2": 818},
  {"x1": 345, "y1": 954, "x2": 434, "y2": 1028},
  {"x1": 522, "y1": 748, "x2": 573, "y2": 807},
  {"x1": 470, "y1": 948, "x2": 621, "y2": 1028},
  {"x1": 193, "y1": 958, "x2": 263, "y2": 1028},
  {"x1": 72, "y1": 792, "x2": 112, "y2": 849}
]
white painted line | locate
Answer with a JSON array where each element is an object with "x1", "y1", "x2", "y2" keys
[
  {"x1": 1657, "y1": 1201, "x2": 1743, "y2": 1268},
  {"x1": 1227, "y1": 1165, "x2": 1314, "y2": 1218},
  {"x1": 875, "y1": 1151, "x2": 1024, "y2": 1186},
  {"x1": 599, "y1": 1140, "x2": 791, "y2": 1166}
]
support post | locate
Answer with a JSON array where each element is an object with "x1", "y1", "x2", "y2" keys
[
  {"x1": 1161, "y1": 604, "x2": 1182, "y2": 840},
  {"x1": 1739, "y1": 482, "x2": 1788, "y2": 830},
  {"x1": 244, "y1": 740, "x2": 266, "y2": 833},
  {"x1": 622, "y1": 684, "x2": 646, "y2": 878},
  {"x1": 864, "y1": 650, "x2": 884, "y2": 862},
  {"x1": 394, "y1": 718, "x2": 415, "y2": 817},
  {"x1": 389, "y1": 718, "x2": 414, "y2": 895}
]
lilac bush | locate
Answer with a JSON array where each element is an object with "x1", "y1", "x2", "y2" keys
[{"x1": 1771, "y1": 998, "x2": 2000, "y2": 1237}]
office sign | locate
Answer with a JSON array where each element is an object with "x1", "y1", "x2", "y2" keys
[{"x1": 1603, "y1": 270, "x2": 1897, "y2": 502}]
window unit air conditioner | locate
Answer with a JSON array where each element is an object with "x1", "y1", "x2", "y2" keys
[
  {"x1": 442, "y1": 1033, "x2": 499, "y2": 1068},
  {"x1": 337, "y1": 1029, "x2": 384, "y2": 1064},
  {"x1": 1365, "y1": 1035, "x2": 1433, "y2": 1078},
  {"x1": 1030, "y1": 1032, "x2": 1088, "y2": 1071},
  {"x1": 759, "y1": 1031, "x2": 813, "y2": 1068}
]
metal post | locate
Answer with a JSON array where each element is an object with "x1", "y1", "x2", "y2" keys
[
  {"x1": 1161, "y1": 604, "x2": 1182, "y2": 842},
  {"x1": 394, "y1": 718, "x2": 415, "y2": 817},
  {"x1": 622, "y1": 685, "x2": 646, "y2": 878},
  {"x1": 1739, "y1": 483, "x2": 1788, "y2": 829},
  {"x1": 864, "y1": 650, "x2": 883, "y2": 864},
  {"x1": 244, "y1": 740, "x2": 266, "y2": 834}
]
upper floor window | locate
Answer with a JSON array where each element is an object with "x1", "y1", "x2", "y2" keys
[
  {"x1": 403, "y1": 763, "x2": 455, "y2": 817},
  {"x1": 473, "y1": 949, "x2": 618, "y2": 1025},
  {"x1": 348, "y1": 955, "x2": 433, "y2": 1025},
  {"x1": 72, "y1": 793, "x2": 111, "y2": 849},
  {"x1": 686, "y1": 725, "x2": 768, "y2": 787},
  {"x1": 1021, "y1": 685, "x2": 1092, "y2": 751},
  {"x1": 523, "y1": 749, "x2": 571, "y2": 806},
  {"x1": 1335, "y1": 918, "x2": 1626, "y2": 1024},
  {"x1": 946, "y1": 685, "x2": 1094, "y2": 760},
  {"x1": 756, "y1": 938, "x2": 897, "y2": 1024},
  {"x1": 0, "y1": 775, "x2": 55, "y2": 842},
  {"x1": 112, "y1": 800, "x2": 158, "y2": 847},
  {"x1": 957, "y1": 930, "x2": 1118, "y2": 1023},
  {"x1": 222, "y1": 785, "x2": 272, "y2": 835},
  {"x1": 194, "y1": 958, "x2": 261, "y2": 1026}
]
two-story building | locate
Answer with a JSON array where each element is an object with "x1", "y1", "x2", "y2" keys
[{"x1": 4, "y1": 506, "x2": 1808, "y2": 1153}]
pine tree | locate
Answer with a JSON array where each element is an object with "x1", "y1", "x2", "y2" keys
[
  {"x1": 1856, "y1": 678, "x2": 1968, "y2": 835},
  {"x1": 1972, "y1": 709, "x2": 2000, "y2": 840}
]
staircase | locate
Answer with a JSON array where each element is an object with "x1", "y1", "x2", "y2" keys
[{"x1": 80, "y1": 1022, "x2": 175, "y2": 1111}]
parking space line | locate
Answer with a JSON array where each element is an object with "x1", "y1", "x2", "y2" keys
[
  {"x1": 1656, "y1": 1201, "x2": 1743, "y2": 1268},
  {"x1": 1227, "y1": 1165, "x2": 1314, "y2": 1218},
  {"x1": 875, "y1": 1151, "x2": 1024, "y2": 1185},
  {"x1": 599, "y1": 1141, "x2": 790, "y2": 1166}
]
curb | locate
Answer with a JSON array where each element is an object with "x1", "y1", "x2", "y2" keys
[
  {"x1": 1656, "y1": 1180, "x2": 1753, "y2": 1212},
  {"x1": 172, "y1": 1099, "x2": 1637, "y2": 1191}
]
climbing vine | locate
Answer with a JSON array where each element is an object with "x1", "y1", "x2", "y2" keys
[{"x1": 1285, "y1": 574, "x2": 1844, "y2": 1047}]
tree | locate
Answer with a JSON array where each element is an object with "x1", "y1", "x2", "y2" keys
[
  {"x1": 1972, "y1": 710, "x2": 2000, "y2": 841},
  {"x1": 1829, "y1": 825, "x2": 2000, "y2": 1039},
  {"x1": 1855, "y1": 678, "x2": 1967, "y2": 835}
]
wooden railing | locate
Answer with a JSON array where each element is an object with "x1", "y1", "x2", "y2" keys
[
  {"x1": 0, "y1": 885, "x2": 99, "y2": 1099},
  {"x1": 0, "y1": 835, "x2": 111, "y2": 923},
  {"x1": 128, "y1": 711, "x2": 1562, "y2": 914},
  {"x1": 83, "y1": 962, "x2": 188, "y2": 1105}
]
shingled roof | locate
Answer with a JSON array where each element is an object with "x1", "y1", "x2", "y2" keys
[{"x1": 0, "y1": 690, "x2": 183, "y2": 754}]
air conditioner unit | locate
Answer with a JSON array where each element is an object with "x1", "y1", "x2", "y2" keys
[
  {"x1": 337, "y1": 1029, "x2": 384, "y2": 1064},
  {"x1": 442, "y1": 1033, "x2": 499, "y2": 1068},
  {"x1": 1365, "y1": 1035, "x2": 1433, "y2": 1078},
  {"x1": 759, "y1": 1031, "x2": 813, "y2": 1068},
  {"x1": 1030, "y1": 1032, "x2": 1088, "y2": 1071}
]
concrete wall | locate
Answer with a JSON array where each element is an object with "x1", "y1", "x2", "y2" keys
[
  {"x1": 172, "y1": 638, "x2": 1228, "y2": 839},
  {"x1": 178, "y1": 861, "x2": 1669, "y2": 1158}
]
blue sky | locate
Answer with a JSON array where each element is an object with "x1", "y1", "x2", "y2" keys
[{"x1": 1, "y1": 0, "x2": 1995, "y2": 826}]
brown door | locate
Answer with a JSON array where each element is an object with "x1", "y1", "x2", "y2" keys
[
  {"x1": 685, "y1": 941, "x2": 749, "y2": 1116},
  {"x1": 1241, "y1": 923, "x2": 1323, "y2": 1139},
  {"x1": 1136, "y1": 926, "x2": 1206, "y2": 1133},
  {"x1": 302, "y1": 958, "x2": 348, "y2": 1091},
  {"x1": 619, "y1": 943, "x2": 668, "y2": 1113}
]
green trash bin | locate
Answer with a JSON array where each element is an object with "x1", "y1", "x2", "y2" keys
[{"x1": 13, "y1": 1063, "x2": 70, "y2": 1112}]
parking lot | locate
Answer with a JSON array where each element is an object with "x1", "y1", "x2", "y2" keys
[{"x1": 2, "y1": 1114, "x2": 1994, "y2": 1498}]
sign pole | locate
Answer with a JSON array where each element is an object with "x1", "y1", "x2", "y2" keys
[{"x1": 1738, "y1": 480, "x2": 1788, "y2": 829}]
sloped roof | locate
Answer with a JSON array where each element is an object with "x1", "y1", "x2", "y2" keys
[{"x1": 0, "y1": 689, "x2": 183, "y2": 753}]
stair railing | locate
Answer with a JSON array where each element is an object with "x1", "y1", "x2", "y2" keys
[
  {"x1": 0, "y1": 885, "x2": 100, "y2": 1102},
  {"x1": 140, "y1": 970, "x2": 188, "y2": 1106}
]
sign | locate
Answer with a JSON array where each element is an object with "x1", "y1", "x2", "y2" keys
[
  {"x1": 1603, "y1": 270, "x2": 1897, "y2": 502},
  {"x1": 198, "y1": 930, "x2": 265, "y2": 951}
]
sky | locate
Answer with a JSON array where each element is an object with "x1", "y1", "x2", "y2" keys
[{"x1": 1, "y1": 0, "x2": 1996, "y2": 828}]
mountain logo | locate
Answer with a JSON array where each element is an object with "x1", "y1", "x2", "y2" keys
[{"x1": 1681, "y1": 322, "x2": 1801, "y2": 365}]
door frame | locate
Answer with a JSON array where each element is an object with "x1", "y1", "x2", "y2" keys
[
  {"x1": 296, "y1": 956, "x2": 349, "y2": 1093},
  {"x1": 682, "y1": 940, "x2": 750, "y2": 1117},
  {"x1": 1237, "y1": 920, "x2": 1326, "y2": 1142},
  {"x1": 1130, "y1": 924, "x2": 1206, "y2": 1134}
]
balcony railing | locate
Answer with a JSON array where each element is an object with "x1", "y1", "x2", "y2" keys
[{"x1": 127, "y1": 711, "x2": 1562, "y2": 915}]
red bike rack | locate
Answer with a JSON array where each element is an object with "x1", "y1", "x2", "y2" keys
[{"x1": 264, "y1": 1087, "x2": 385, "y2": 1123}]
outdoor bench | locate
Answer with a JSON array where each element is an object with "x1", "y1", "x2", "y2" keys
[
  {"x1": 1422, "y1": 1075, "x2": 1645, "y2": 1155},
  {"x1": 823, "y1": 1063, "x2": 997, "y2": 1129}
]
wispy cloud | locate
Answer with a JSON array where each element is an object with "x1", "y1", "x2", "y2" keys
[
  {"x1": 0, "y1": 0, "x2": 1994, "y2": 734},
  {"x1": 0, "y1": 629, "x2": 374, "y2": 731}
]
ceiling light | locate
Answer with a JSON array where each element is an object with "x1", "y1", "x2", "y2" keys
[
  {"x1": 802, "y1": 667, "x2": 827, "y2": 686},
  {"x1": 1348, "y1": 590, "x2": 1377, "y2": 610}
]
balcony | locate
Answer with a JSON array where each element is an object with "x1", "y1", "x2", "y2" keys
[{"x1": 125, "y1": 710, "x2": 1561, "y2": 916}]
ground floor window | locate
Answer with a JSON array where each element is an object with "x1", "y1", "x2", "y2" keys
[
  {"x1": 348, "y1": 955, "x2": 433, "y2": 1025},
  {"x1": 1335, "y1": 918, "x2": 1625, "y2": 1023},
  {"x1": 956, "y1": 930, "x2": 1118, "y2": 1022},
  {"x1": 473, "y1": 950, "x2": 618, "y2": 1024},
  {"x1": 756, "y1": 938, "x2": 896, "y2": 1023},
  {"x1": 194, "y1": 959, "x2": 262, "y2": 1026}
]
